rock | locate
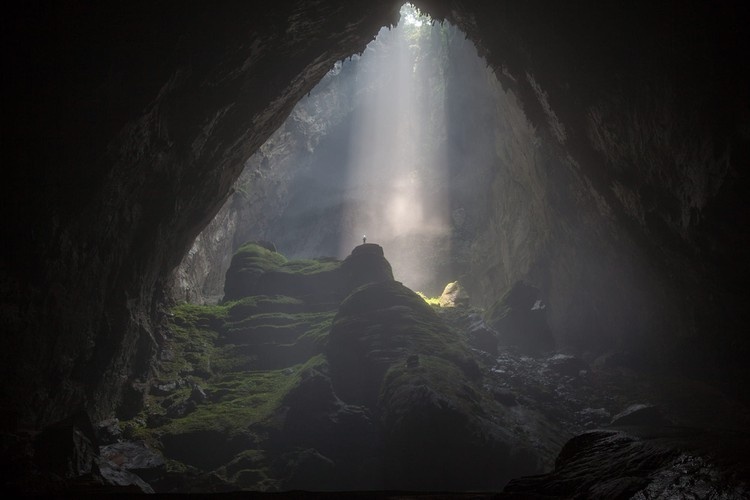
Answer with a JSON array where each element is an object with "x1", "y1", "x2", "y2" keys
[
  {"x1": 339, "y1": 243, "x2": 394, "y2": 292},
  {"x1": 280, "y1": 448, "x2": 336, "y2": 491},
  {"x1": 151, "y1": 381, "x2": 179, "y2": 396},
  {"x1": 406, "y1": 354, "x2": 420, "y2": 368},
  {"x1": 438, "y1": 281, "x2": 469, "y2": 307},
  {"x1": 576, "y1": 408, "x2": 611, "y2": 429},
  {"x1": 327, "y1": 281, "x2": 541, "y2": 490},
  {"x1": 160, "y1": 429, "x2": 254, "y2": 472},
  {"x1": 327, "y1": 280, "x2": 458, "y2": 407},
  {"x1": 165, "y1": 400, "x2": 197, "y2": 419},
  {"x1": 94, "y1": 418, "x2": 122, "y2": 446},
  {"x1": 96, "y1": 457, "x2": 155, "y2": 493},
  {"x1": 189, "y1": 385, "x2": 207, "y2": 404},
  {"x1": 491, "y1": 387, "x2": 518, "y2": 406},
  {"x1": 100, "y1": 440, "x2": 166, "y2": 482},
  {"x1": 547, "y1": 354, "x2": 589, "y2": 378},
  {"x1": 222, "y1": 242, "x2": 288, "y2": 300},
  {"x1": 222, "y1": 242, "x2": 346, "y2": 303},
  {"x1": 33, "y1": 411, "x2": 99, "y2": 479},
  {"x1": 467, "y1": 324, "x2": 498, "y2": 355},
  {"x1": 485, "y1": 281, "x2": 555, "y2": 355},
  {"x1": 610, "y1": 404, "x2": 672, "y2": 427},
  {"x1": 280, "y1": 367, "x2": 381, "y2": 490}
]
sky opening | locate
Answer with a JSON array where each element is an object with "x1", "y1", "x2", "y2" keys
[{"x1": 337, "y1": 3, "x2": 451, "y2": 294}]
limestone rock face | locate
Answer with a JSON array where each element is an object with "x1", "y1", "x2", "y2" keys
[{"x1": 485, "y1": 281, "x2": 555, "y2": 355}]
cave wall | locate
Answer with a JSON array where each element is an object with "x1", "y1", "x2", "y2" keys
[
  {"x1": 3, "y1": 0, "x2": 749, "y2": 431},
  {"x1": 3, "y1": 1, "x2": 402, "y2": 429},
  {"x1": 429, "y1": 0, "x2": 750, "y2": 369}
]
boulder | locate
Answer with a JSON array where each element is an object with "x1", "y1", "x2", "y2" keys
[
  {"x1": 504, "y1": 429, "x2": 749, "y2": 498},
  {"x1": 223, "y1": 242, "x2": 345, "y2": 302},
  {"x1": 339, "y1": 243, "x2": 394, "y2": 292},
  {"x1": 100, "y1": 440, "x2": 166, "y2": 482},
  {"x1": 438, "y1": 281, "x2": 469, "y2": 307},
  {"x1": 94, "y1": 418, "x2": 122, "y2": 446},
  {"x1": 222, "y1": 242, "x2": 289, "y2": 300},
  {"x1": 327, "y1": 280, "x2": 542, "y2": 490},
  {"x1": 96, "y1": 458, "x2": 155, "y2": 493}
]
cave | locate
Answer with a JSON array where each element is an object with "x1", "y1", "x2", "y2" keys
[{"x1": 4, "y1": 0, "x2": 750, "y2": 496}]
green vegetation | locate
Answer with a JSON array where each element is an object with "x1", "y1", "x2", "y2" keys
[
  {"x1": 416, "y1": 290, "x2": 441, "y2": 306},
  {"x1": 125, "y1": 244, "x2": 502, "y2": 491},
  {"x1": 119, "y1": 248, "x2": 346, "y2": 490},
  {"x1": 280, "y1": 257, "x2": 340, "y2": 275}
]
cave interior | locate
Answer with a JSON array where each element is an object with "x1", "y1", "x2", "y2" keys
[{"x1": 3, "y1": 0, "x2": 750, "y2": 495}]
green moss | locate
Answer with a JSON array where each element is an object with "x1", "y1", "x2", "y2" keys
[
  {"x1": 381, "y1": 355, "x2": 484, "y2": 417},
  {"x1": 279, "y1": 257, "x2": 340, "y2": 275},
  {"x1": 234, "y1": 243, "x2": 288, "y2": 272},
  {"x1": 416, "y1": 291, "x2": 441, "y2": 306},
  {"x1": 162, "y1": 364, "x2": 304, "y2": 441},
  {"x1": 227, "y1": 295, "x2": 306, "y2": 319}
]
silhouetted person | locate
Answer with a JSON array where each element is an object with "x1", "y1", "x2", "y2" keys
[{"x1": 363, "y1": 235, "x2": 367, "y2": 244}]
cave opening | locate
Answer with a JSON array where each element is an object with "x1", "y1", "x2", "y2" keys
[
  {"x1": 175, "y1": 3, "x2": 514, "y2": 301},
  {"x1": 5, "y1": 1, "x2": 750, "y2": 495}
]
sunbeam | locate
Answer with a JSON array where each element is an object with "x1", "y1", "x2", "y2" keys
[{"x1": 339, "y1": 3, "x2": 451, "y2": 294}]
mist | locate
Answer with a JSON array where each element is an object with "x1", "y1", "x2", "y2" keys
[{"x1": 258, "y1": 5, "x2": 486, "y2": 295}]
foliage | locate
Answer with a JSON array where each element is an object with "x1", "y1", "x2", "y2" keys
[{"x1": 416, "y1": 290, "x2": 441, "y2": 306}]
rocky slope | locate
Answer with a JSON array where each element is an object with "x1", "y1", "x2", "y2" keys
[{"x1": 10, "y1": 244, "x2": 748, "y2": 494}]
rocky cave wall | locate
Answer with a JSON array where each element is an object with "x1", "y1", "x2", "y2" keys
[{"x1": 3, "y1": 0, "x2": 749, "y2": 432}]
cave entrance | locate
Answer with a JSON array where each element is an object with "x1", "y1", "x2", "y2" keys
[{"x1": 175, "y1": 3, "x2": 511, "y2": 301}]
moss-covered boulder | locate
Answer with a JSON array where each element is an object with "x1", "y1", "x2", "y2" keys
[
  {"x1": 327, "y1": 280, "x2": 540, "y2": 490},
  {"x1": 485, "y1": 281, "x2": 555, "y2": 355},
  {"x1": 339, "y1": 243, "x2": 394, "y2": 291},
  {"x1": 223, "y1": 242, "x2": 342, "y2": 302},
  {"x1": 327, "y1": 280, "x2": 474, "y2": 408},
  {"x1": 223, "y1": 242, "x2": 393, "y2": 303}
]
